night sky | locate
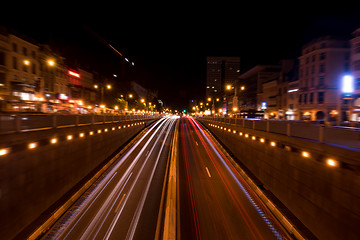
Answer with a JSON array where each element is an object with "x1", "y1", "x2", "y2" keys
[{"x1": 4, "y1": 5, "x2": 360, "y2": 109}]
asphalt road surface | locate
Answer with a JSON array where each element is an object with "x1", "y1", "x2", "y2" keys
[
  {"x1": 178, "y1": 116, "x2": 287, "y2": 240},
  {"x1": 42, "y1": 116, "x2": 178, "y2": 240}
]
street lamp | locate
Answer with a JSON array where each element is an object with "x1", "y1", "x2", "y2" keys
[
  {"x1": 47, "y1": 59, "x2": 55, "y2": 66},
  {"x1": 94, "y1": 83, "x2": 112, "y2": 104}
]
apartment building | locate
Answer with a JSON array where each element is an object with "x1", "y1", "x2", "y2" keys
[
  {"x1": 350, "y1": 28, "x2": 360, "y2": 121},
  {"x1": 0, "y1": 30, "x2": 41, "y2": 101},
  {"x1": 297, "y1": 36, "x2": 350, "y2": 121}
]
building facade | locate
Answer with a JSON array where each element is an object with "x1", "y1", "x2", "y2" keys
[
  {"x1": 297, "y1": 36, "x2": 350, "y2": 121},
  {"x1": 238, "y1": 65, "x2": 281, "y2": 116},
  {"x1": 0, "y1": 31, "x2": 41, "y2": 101},
  {"x1": 206, "y1": 56, "x2": 240, "y2": 114},
  {"x1": 350, "y1": 28, "x2": 360, "y2": 121}
]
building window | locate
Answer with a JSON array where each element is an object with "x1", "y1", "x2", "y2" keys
[
  {"x1": 320, "y1": 52, "x2": 326, "y2": 60},
  {"x1": 23, "y1": 47, "x2": 27, "y2": 56},
  {"x1": 12, "y1": 56, "x2": 17, "y2": 69},
  {"x1": 318, "y1": 92, "x2": 324, "y2": 104},
  {"x1": 0, "y1": 73, "x2": 5, "y2": 84},
  {"x1": 32, "y1": 63, "x2": 36, "y2": 74},
  {"x1": 299, "y1": 94, "x2": 302, "y2": 104},
  {"x1": 0, "y1": 52, "x2": 4, "y2": 65},
  {"x1": 304, "y1": 93, "x2": 308, "y2": 104},
  {"x1": 310, "y1": 92, "x2": 314, "y2": 104},
  {"x1": 319, "y1": 64, "x2": 325, "y2": 73},
  {"x1": 318, "y1": 76, "x2": 325, "y2": 86},
  {"x1": 12, "y1": 43, "x2": 17, "y2": 52}
]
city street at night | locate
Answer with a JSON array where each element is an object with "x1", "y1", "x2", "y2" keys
[{"x1": 2, "y1": 7, "x2": 360, "y2": 240}]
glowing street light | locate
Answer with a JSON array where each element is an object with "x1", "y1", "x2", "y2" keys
[
  {"x1": 47, "y1": 59, "x2": 55, "y2": 66},
  {"x1": 226, "y1": 84, "x2": 232, "y2": 90}
]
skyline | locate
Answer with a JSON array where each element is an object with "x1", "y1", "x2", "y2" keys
[{"x1": 4, "y1": 7, "x2": 360, "y2": 109}]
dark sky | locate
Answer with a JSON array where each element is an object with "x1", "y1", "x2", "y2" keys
[{"x1": 4, "y1": 5, "x2": 360, "y2": 109}]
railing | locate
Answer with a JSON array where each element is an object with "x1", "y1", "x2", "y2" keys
[
  {"x1": 201, "y1": 117, "x2": 360, "y2": 149},
  {"x1": 0, "y1": 114, "x2": 159, "y2": 134}
]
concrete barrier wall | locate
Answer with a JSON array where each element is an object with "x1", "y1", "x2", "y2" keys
[
  {"x1": 199, "y1": 119, "x2": 360, "y2": 240},
  {"x1": 0, "y1": 119, "x2": 157, "y2": 240}
]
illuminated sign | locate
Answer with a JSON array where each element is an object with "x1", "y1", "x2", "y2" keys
[
  {"x1": 261, "y1": 102, "x2": 267, "y2": 110},
  {"x1": 68, "y1": 69, "x2": 80, "y2": 78},
  {"x1": 58, "y1": 93, "x2": 69, "y2": 100},
  {"x1": 342, "y1": 75, "x2": 354, "y2": 93}
]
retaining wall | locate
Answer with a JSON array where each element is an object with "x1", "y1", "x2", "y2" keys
[
  {"x1": 0, "y1": 119, "x2": 157, "y2": 240},
  {"x1": 199, "y1": 119, "x2": 360, "y2": 240}
]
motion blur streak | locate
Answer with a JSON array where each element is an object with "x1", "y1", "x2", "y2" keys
[
  {"x1": 178, "y1": 116, "x2": 285, "y2": 240},
  {"x1": 42, "y1": 116, "x2": 178, "y2": 240}
]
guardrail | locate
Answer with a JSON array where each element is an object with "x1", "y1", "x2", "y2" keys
[
  {"x1": 201, "y1": 117, "x2": 360, "y2": 149},
  {"x1": 0, "y1": 114, "x2": 159, "y2": 134}
]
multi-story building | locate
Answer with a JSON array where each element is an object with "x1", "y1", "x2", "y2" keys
[
  {"x1": 297, "y1": 36, "x2": 350, "y2": 121},
  {"x1": 259, "y1": 60, "x2": 297, "y2": 119},
  {"x1": 0, "y1": 29, "x2": 41, "y2": 102},
  {"x1": 39, "y1": 44, "x2": 68, "y2": 101},
  {"x1": 350, "y1": 28, "x2": 360, "y2": 121},
  {"x1": 206, "y1": 56, "x2": 240, "y2": 113},
  {"x1": 238, "y1": 65, "x2": 281, "y2": 116}
]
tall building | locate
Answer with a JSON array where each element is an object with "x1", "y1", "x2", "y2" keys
[
  {"x1": 206, "y1": 56, "x2": 240, "y2": 113},
  {"x1": 298, "y1": 36, "x2": 350, "y2": 121}
]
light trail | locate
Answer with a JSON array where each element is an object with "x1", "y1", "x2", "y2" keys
[
  {"x1": 80, "y1": 118, "x2": 171, "y2": 240},
  {"x1": 189, "y1": 116, "x2": 284, "y2": 240},
  {"x1": 125, "y1": 117, "x2": 177, "y2": 240}
]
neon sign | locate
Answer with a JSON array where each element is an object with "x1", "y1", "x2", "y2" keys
[{"x1": 68, "y1": 70, "x2": 80, "y2": 78}]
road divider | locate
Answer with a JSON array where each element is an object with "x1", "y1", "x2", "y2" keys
[{"x1": 156, "y1": 118, "x2": 179, "y2": 240}]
